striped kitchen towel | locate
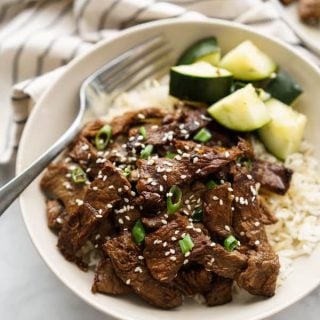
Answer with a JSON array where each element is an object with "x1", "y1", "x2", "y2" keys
[{"x1": 0, "y1": 0, "x2": 319, "y2": 163}]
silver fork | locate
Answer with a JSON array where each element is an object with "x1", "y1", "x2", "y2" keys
[{"x1": 0, "y1": 35, "x2": 171, "y2": 217}]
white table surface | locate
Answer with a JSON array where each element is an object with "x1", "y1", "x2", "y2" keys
[{"x1": 1, "y1": 159, "x2": 319, "y2": 320}]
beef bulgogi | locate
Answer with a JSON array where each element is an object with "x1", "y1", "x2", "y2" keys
[{"x1": 41, "y1": 104, "x2": 292, "y2": 309}]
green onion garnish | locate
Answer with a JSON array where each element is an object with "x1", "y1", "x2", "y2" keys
[
  {"x1": 140, "y1": 144, "x2": 153, "y2": 159},
  {"x1": 166, "y1": 185, "x2": 182, "y2": 215},
  {"x1": 179, "y1": 234, "x2": 194, "y2": 254},
  {"x1": 224, "y1": 235, "x2": 238, "y2": 252},
  {"x1": 122, "y1": 167, "x2": 131, "y2": 177},
  {"x1": 191, "y1": 208, "x2": 203, "y2": 222},
  {"x1": 95, "y1": 124, "x2": 112, "y2": 150},
  {"x1": 206, "y1": 180, "x2": 218, "y2": 189},
  {"x1": 139, "y1": 126, "x2": 147, "y2": 140},
  {"x1": 132, "y1": 219, "x2": 145, "y2": 245},
  {"x1": 165, "y1": 152, "x2": 176, "y2": 159},
  {"x1": 71, "y1": 167, "x2": 87, "y2": 184},
  {"x1": 193, "y1": 128, "x2": 212, "y2": 143}
]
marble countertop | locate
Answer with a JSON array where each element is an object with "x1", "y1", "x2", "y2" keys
[{"x1": 1, "y1": 160, "x2": 319, "y2": 320}]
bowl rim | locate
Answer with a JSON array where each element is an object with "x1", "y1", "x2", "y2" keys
[{"x1": 16, "y1": 17, "x2": 320, "y2": 320}]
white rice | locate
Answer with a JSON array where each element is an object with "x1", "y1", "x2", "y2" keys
[
  {"x1": 90, "y1": 81, "x2": 320, "y2": 282},
  {"x1": 254, "y1": 139, "x2": 320, "y2": 283}
]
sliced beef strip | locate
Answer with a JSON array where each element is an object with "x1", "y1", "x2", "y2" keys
[
  {"x1": 204, "y1": 276, "x2": 233, "y2": 306},
  {"x1": 143, "y1": 214, "x2": 213, "y2": 283},
  {"x1": 232, "y1": 169, "x2": 268, "y2": 246},
  {"x1": 126, "y1": 107, "x2": 209, "y2": 150},
  {"x1": 111, "y1": 108, "x2": 165, "y2": 136},
  {"x1": 201, "y1": 244, "x2": 248, "y2": 279},
  {"x1": 104, "y1": 233, "x2": 183, "y2": 309},
  {"x1": 46, "y1": 199, "x2": 67, "y2": 231},
  {"x1": 41, "y1": 162, "x2": 88, "y2": 215},
  {"x1": 92, "y1": 257, "x2": 131, "y2": 295},
  {"x1": 258, "y1": 196, "x2": 278, "y2": 225},
  {"x1": 203, "y1": 183, "x2": 234, "y2": 238},
  {"x1": 136, "y1": 141, "x2": 246, "y2": 195},
  {"x1": 81, "y1": 119, "x2": 106, "y2": 138},
  {"x1": 58, "y1": 161, "x2": 131, "y2": 263},
  {"x1": 141, "y1": 213, "x2": 169, "y2": 230},
  {"x1": 179, "y1": 182, "x2": 206, "y2": 217},
  {"x1": 174, "y1": 266, "x2": 213, "y2": 297},
  {"x1": 236, "y1": 242, "x2": 280, "y2": 297},
  {"x1": 251, "y1": 159, "x2": 293, "y2": 195},
  {"x1": 68, "y1": 135, "x2": 98, "y2": 168},
  {"x1": 134, "y1": 191, "x2": 165, "y2": 214},
  {"x1": 113, "y1": 205, "x2": 140, "y2": 231}
]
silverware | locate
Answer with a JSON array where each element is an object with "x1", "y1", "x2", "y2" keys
[{"x1": 0, "y1": 35, "x2": 171, "y2": 217}]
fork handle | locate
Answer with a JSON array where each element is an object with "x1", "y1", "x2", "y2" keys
[{"x1": 0, "y1": 123, "x2": 79, "y2": 217}]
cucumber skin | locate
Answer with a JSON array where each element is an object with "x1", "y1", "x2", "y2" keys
[
  {"x1": 169, "y1": 69, "x2": 232, "y2": 104},
  {"x1": 177, "y1": 37, "x2": 220, "y2": 65},
  {"x1": 264, "y1": 71, "x2": 303, "y2": 105}
]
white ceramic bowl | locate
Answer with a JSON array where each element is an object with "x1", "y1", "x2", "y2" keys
[{"x1": 17, "y1": 19, "x2": 320, "y2": 320}]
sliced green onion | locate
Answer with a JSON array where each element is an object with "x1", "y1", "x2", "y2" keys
[
  {"x1": 132, "y1": 219, "x2": 145, "y2": 245},
  {"x1": 193, "y1": 128, "x2": 212, "y2": 143},
  {"x1": 165, "y1": 152, "x2": 176, "y2": 159},
  {"x1": 206, "y1": 180, "x2": 218, "y2": 189},
  {"x1": 191, "y1": 208, "x2": 203, "y2": 222},
  {"x1": 166, "y1": 185, "x2": 182, "y2": 215},
  {"x1": 139, "y1": 126, "x2": 147, "y2": 140},
  {"x1": 122, "y1": 167, "x2": 131, "y2": 177},
  {"x1": 179, "y1": 234, "x2": 194, "y2": 254},
  {"x1": 140, "y1": 144, "x2": 153, "y2": 159},
  {"x1": 71, "y1": 167, "x2": 87, "y2": 184},
  {"x1": 224, "y1": 235, "x2": 238, "y2": 252},
  {"x1": 95, "y1": 124, "x2": 112, "y2": 150}
]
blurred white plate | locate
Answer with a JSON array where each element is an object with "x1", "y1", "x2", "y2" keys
[
  {"x1": 275, "y1": 0, "x2": 320, "y2": 55},
  {"x1": 17, "y1": 18, "x2": 320, "y2": 320}
]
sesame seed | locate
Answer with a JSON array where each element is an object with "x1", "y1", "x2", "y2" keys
[
  {"x1": 184, "y1": 252, "x2": 190, "y2": 257},
  {"x1": 134, "y1": 266, "x2": 143, "y2": 273},
  {"x1": 118, "y1": 218, "x2": 124, "y2": 224},
  {"x1": 225, "y1": 225, "x2": 231, "y2": 231},
  {"x1": 183, "y1": 259, "x2": 189, "y2": 265},
  {"x1": 138, "y1": 255, "x2": 144, "y2": 260},
  {"x1": 96, "y1": 214, "x2": 103, "y2": 218},
  {"x1": 181, "y1": 175, "x2": 187, "y2": 179},
  {"x1": 161, "y1": 219, "x2": 167, "y2": 225},
  {"x1": 163, "y1": 175, "x2": 167, "y2": 181},
  {"x1": 118, "y1": 188, "x2": 122, "y2": 193},
  {"x1": 75, "y1": 199, "x2": 84, "y2": 206},
  {"x1": 98, "y1": 209, "x2": 103, "y2": 214},
  {"x1": 163, "y1": 241, "x2": 168, "y2": 247},
  {"x1": 254, "y1": 221, "x2": 260, "y2": 227},
  {"x1": 107, "y1": 204, "x2": 113, "y2": 209},
  {"x1": 254, "y1": 240, "x2": 260, "y2": 246},
  {"x1": 240, "y1": 231, "x2": 245, "y2": 236},
  {"x1": 126, "y1": 279, "x2": 131, "y2": 285},
  {"x1": 92, "y1": 186, "x2": 98, "y2": 191},
  {"x1": 174, "y1": 230, "x2": 179, "y2": 235},
  {"x1": 170, "y1": 249, "x2": 175, "y2": 254},
  {"x1": 247, "y1": 174, "x2": 253, "y2": 180},
  {"x1": 159, "y1": 185, "x2": 164, "y2": 192},
  {"x1": 124, "y1": 185, "x2": 129, "y2": 191},
  {"x1": 165, "y1": 251, "x2": 170, "y2": 256},
  {"x1": 108, "y1": 185, "x2": 115, "y2": 190},
  {"x1": 169, "y1": 256, "x2": 177, "y2": 261},
  {"x1": 228, "y1": 187, "x2": 233, "y2": 192},
  {"x1": 210, "y1": 242, "x2": 216, "y2": 247},
  {"x1": 124, "y1": 198, "x2": 129, "y2": 203},
  {"x1": 219, "y1": 199, "x2": 224, "y2": 206},
  {"x1": 125, "y1": 215, "x2": 130, "y2": 221},
  {"x1": 212, "y1": 196, "x2": 219, "y2": 201},
  {"x1": 171, "y1": 237, "x2": 177, "y2": 241},
  {"x1": 103, "y1": 175, "x2": 107, "y2": 181}
]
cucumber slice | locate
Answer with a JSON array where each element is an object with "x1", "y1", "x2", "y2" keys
[
  {"x1": 169, "y1": 62, "x2": 233, "y2": 104},
  {"x1": 219, "y1": 40, "x2": 276, "y2": 81},
  {"x1": 258, "y1": 98, "x2": 307, "y2": 160},
  {"x1": 263, "y1": 70, "x2": 303, "y2": 105},
  {"x1": 177, "y1": 37, "x2": 221, "y2": 66},
  {"x1": 207, "y1": 84, "x2": 271, "y2": 131}
]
